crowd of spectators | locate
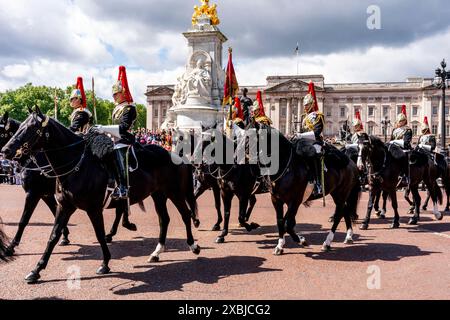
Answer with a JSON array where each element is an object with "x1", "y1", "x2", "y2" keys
[
  {"x1": 0, "y1": 155, "x2": 21, "y2": 185},
  {"x1": 132, "y1": 128, "x2": 174, "y2": 151}
]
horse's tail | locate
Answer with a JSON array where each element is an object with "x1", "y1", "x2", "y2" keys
[
  {"x1": 0, "y1": 218, "x2": 13, "y2": 263},
  {"x1": 138, "y1": 201, "x2": 146, "y2": 213},
  {"x1": 434, "y1": 181, "x2": 443, "y2": 205},
  {"x1": 185, "y1": 164, "x2": 200, "y2": 228},
  {"x1": 346, "y1": 182, "x2": 362, "y2": 224}
]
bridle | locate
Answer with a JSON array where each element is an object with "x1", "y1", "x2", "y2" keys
[
  {"x1": 12, "y1": 115, "x2": 87, "y2": 180},
  {"x1": 358, "y1": 136, "x2": 387, "y2": 182}
]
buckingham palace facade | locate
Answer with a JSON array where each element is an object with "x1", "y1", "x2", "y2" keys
[{"x1": 146, "y1": 75, "x2": 450, "y2": 141}]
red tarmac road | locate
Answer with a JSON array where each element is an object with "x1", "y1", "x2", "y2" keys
[{"x1": 0, "y1": 185, "x2": 449, "y2": 300}]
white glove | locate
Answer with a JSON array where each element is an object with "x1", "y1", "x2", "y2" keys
[
  {"x1": 345, "y1": 144, "x2": 358, "y2": 149},
  {"x1": 391, "y1": 140, "x2": 404, "y2": 148},
  {"x1": 296, "y1": 131, "x2": 315, "y2": 141},
  {"x1": 419, "y1": 144, "x2": 432, "y2": 152}
]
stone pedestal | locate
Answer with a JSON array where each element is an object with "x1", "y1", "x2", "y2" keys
[{"x1": 171, "y1": 19, "x2": 227, "y2": 130}]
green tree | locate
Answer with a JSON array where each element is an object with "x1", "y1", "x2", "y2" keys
[{"x1": 0, "y1": 83, "x2": 147, "y2": 128}]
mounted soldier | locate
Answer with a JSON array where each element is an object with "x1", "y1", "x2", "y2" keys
[
  {"x1": 390, "y1": 105, "x2": 413, "y2": 187},
  {"x1": 69, "y1": 77, "x2": 92, "y2": 134},
  {"x1": 229, "y1": 97, "x2": 245, "y2": 130},
  {"x1": 109, "y1": 66, "x2": 137, "y2": 200},
  {"x1": 240, "y1": 88, "x2": 253, "y2": 127},
  {"x1": 250, "y1": 91, "x2": 272, "y2": 127},
  {"x1": 296, "y1": 82, "x2": 325, "y2": 197},
  {"x1": 418, "y1": 116, "x2": 436, "y2": 153}
]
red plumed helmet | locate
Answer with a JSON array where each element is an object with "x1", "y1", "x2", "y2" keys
[
  {"x1": 234, "y1": 97, "x2": 244, "y2": 120},
  {"x1": 112, "y1": 66, "x2": 133, "y2": 103},
  {"x1": 252, "y1": 91, "x2": 267, "y2": 116},
  {"x1": 423, "y1": 116, "x2": 429, "y2": 126},
  {"x1": 69, "y1": 77, "x2": 87, "y2": 108},
  {"x1": 402, "y1": 105, "x2": 407, "y2": 116},
  {"x1": 303, "y1": 82, "x2": 319, "y2": 112}
]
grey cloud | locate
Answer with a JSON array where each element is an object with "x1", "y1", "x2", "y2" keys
[{"x1": 76, "y1": 0, "x2": 450, "y2": 59}]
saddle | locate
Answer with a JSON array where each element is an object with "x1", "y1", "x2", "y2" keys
[{"x1": 409, "y1": 148, "x2": 429, "y2": 166}]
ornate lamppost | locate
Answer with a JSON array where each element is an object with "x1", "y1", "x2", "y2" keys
[
  {"x1": 433, "y1": 59, "x2": 450, "y2": 155},
  {"x1": 381, "y1": 116, "x2": 391, "y2": 142}
]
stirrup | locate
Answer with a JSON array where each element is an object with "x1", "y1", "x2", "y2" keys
[{"x1": 111, "y1": 187, "x2": 129, "y2": 200}]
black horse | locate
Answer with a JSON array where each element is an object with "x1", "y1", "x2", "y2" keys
[
  {"x1": 2, "y1": 107, "x2": 200, "y2": 283},
  {"x1": 193, "y1": 163, "x2": 258, "y2": 232},
  {"x1": 193, "y1": 130, "x2": 263, "y2": 244},
  {"x1": 0, "y1": 113, "x2": 70, "y2": 255},
  {"x1": 356, "y1": 134, "x2": 442, "y2": 229},
  {"x1": 0, "y1": 217, "x2": 12, "y2": 262},
  {"x1": 420, "y1": 153, "x2": 450, "y2": 213},
  {"x1": 259, "y1": 125, "x2": 360, "y2": 254},
  {"x1": 402, "y1": 147, "x2": 443, "y2": 224},
  {"x1": 0, "y1": 113, "x2": 137, "y2": 257}
]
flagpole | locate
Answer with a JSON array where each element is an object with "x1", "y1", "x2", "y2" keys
[
  {"x1": 92, "y1": 77, "x2": 98, "y2": 124},
  {"x1": 54, "y1": 88, "x2": 58, "y2": 121},
  {"x1": 296, "y1": 42, "x2": 299, "y2": 76}
]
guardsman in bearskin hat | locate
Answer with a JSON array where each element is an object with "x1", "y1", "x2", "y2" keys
[
  {"x1": 297, "y1": 82, "x2": 325, "y2": 196},
  {"x1": 251, "y1": 91, "x2": 272, "y2": 127},
  {"x1": 110, "y1": 66, "x2": 137, "y2": 200},
  {"x1": 418, "y1": 116, "x2": 436, "y2": 153},
  {"x1": 69, "y1": 77, "x2": 92, "y2": 134},
  {"x1": 391, "y1": 105, "x2": 413, "y2": 187}
]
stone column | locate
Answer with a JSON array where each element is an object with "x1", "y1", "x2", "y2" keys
[
  {"x1": 147, "y1": 101, "x2": 154, "y2": 131},
  {"x1": 274, "y1": 98, "x2": 280, "y2": 130},
  {"x1": 286, "y1": 99, "x2": 292, "y2": 135},
  {"x1": 297, "y1": 99, "x2": 302, "y2": 133},
  {"x1": 157, "y1": 101, "x2": 162, "y2": 130}
]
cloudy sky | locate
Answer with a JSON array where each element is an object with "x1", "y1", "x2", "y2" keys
[{"x1": 1, "y1": 0, "x2": 450, "y2": 104}]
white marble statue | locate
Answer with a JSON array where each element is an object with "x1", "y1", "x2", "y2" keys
[{"x1": 186, "y1": 59, "x2": 212, "y2": 100}]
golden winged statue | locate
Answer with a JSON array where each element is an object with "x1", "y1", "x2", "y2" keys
[{"x1": 192, "y1": 0, "x2": 220, "y2": 26}]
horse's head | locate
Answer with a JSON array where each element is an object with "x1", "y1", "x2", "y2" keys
[
  {"x1": 356, "y1": 132, "x2": 372, "y2": 171},
  {"x1": 1, "y1": 106, "x2": 49, "y2": 160}
]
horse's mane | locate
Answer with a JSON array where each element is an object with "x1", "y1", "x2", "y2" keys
[{"x1": 48, "y1": 117, "x2": 83, "y2": 143}]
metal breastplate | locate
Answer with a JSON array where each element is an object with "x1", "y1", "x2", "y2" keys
[
  {"x1": 70, "y1": 108, "x2": 92, "y2": 134},
  {"x1": 419, "y1": 134, "x2": 434, "y2": 146},
  {"x1": 392, "y1": 126, "x2": 409, "y2": 140}
]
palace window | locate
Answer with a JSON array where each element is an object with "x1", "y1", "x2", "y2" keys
[
  {"x1": 397, "y1": 105, "x2": 403, "y2": 115},
  {"x1": 412, "y1": 106, "x2": 418, "y2": 117},
  {"x1": 383, "y1": 106, "x2": 389, "y2": 117},
  {"x1": 446, "y1": 107, "x2": 449, "y2": 115},
  {"x1": 368, "y1": 124, "x2": 374, "y2": 135},
  {"x1": 340, "y1": 107, "x2": 346, "y2": 118},
  {"x1": 281, "y1": 107, "x2": 287, "y2": 117},
  {"x1": 326, "y1": 108, "x2": 332, "y2": 117},
  {"x1": 154, "y1": 108, "x2": 159, "y2": 117},
  {"x1": 162, "y1": 108, "x2": 167, "y2": 117},
  {"x1": 432, "y1": 125, "x2": 438, "y2": 135},
  {"x1": 433, "y1": 107, "x2": 438, "y2": 115},
  {"x1": 368, "y1": 106, "x2": 375, "y2": 117}
]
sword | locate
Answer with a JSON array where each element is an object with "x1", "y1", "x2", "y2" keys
[
  {"x1": 321, "y1": 156, "x2": 326, "y2": 207},
  {"x1": 92, "y1": 77, "x2": 98, "y2": 124}
]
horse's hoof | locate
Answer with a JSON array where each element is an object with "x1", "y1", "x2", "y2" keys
[
  {"x1": 408, "y1": 218, "x2": 418, "y2": 225},
  {"x1": 344, "y1": 238, "x2": 354, "y2": 245},
  {"x1": 391, "y1": 222, "x2": 400, "y2": 229},
  {"x1": 148, "y1": 255, "x2": 160, "y2": 263},
  {"x1": 191, "y1": 244, "x2": 201, "y2": 255},
  {"x1": 379, "y1": 214, "x2": 386, "y2": 220},
  {"x1": 422, "y1": 206, "x2": 428, "y2": 211},
  {"x1": 215, "y1": 237, "x2": 225, "y2": 244},
  {"x1": 438, "y1": 214, "x2": 444, "y2": 221},
  {"x1": 25, "y1": 271, "x2": 41, "y2": 284},
  {"x1": 328, "y1": 216, "x2": 334, "y2": 223},
  {"x1": 212, "y1": 225, "x2": 221, "y2": 231},
  {"x1": 96, "y1": 265, "x2": 110, "y2": 275},
  {"x1": 375, "y1": 211, "x2": 381, "y2": 217},
  {"x1": 122, "y1": 222, "x2": 137, "y2": 232},
  {"x1": 5, "y1": 246, "x2": 15, "y2": 257},
  {"x1": 59, "y1": 238, "x2": 70, "y2": 246},
  {"x1": 273, "y1": 247, "x2": 284, "y2": 256},
  {"x1": 359, "y1": 224, "x2": 369, "y2": 231},
  {"x1": 321, "y1": 245, "x2": 331, "y2": 252},
  {"x1": 250, "y1": 222, "x2": 260, "y2": 230},
  {"x1": 105, "y1": 235, "x2": 113, "y2": 244},
  {"x1": 299, "y1": 237, "x2": 308, "y2": 247},
  {"x1": 193, "y1": 220, "x2": 201, "y2": 229}
]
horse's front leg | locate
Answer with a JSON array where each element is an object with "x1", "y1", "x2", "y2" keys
[
  {"x1": 25, "y1": 202, "x2": 76, "y2": 284},
  {"x1": 272, "y1": 196, "x2": 286, "y2": 256},
  {"x1": 360, "y1": 190, "x2": 376, "y2": 230},
  {"x1": 105, "y1": 205, "x2": 122, "y2": 243},
  {"x1": 216, "y1": 190, "x2": 233, "y2": 244},
  {"x1": 211, "y1": 184, "x2": 223, "y2": 231}
]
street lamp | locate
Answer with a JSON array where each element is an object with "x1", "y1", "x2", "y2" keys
[
  {"x1": 381, "y1": 116, "x2": 391, "y2": 143},
  {"x1": 433, "y1": 59, "x2": 450, "y2": 155}
]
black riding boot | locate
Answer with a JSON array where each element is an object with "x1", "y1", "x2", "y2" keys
[
  {"x1": 312, "y1": 156, "x2": 323, "y2": 197},
  {"x1": 111, "y1": 148, "x2": 129, "y2": 200}
]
